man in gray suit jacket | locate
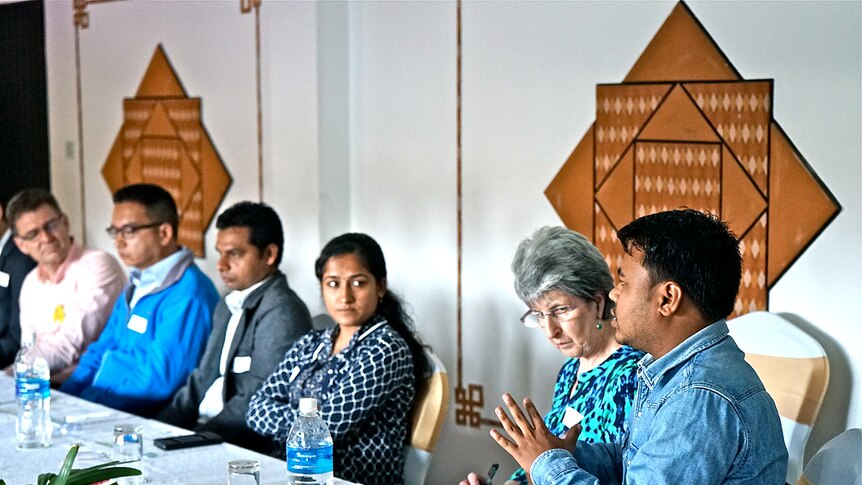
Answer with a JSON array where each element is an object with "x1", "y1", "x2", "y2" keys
[
  {"x1": 0, "y1": 195, "x2": 37, "y2": 368},
  {"x1": 157, "y1": 201, "x2": 312, "y2": 451}
]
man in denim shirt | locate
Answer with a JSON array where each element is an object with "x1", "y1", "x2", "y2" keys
[{"x1": 486, "y1": 209, "x2": 788, "y2": 485}]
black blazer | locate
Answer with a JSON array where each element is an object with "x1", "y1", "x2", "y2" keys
[
  {"x1": 0, "y1": 237, "x2": 37, "y2": 368},
  {"x1": 156, "y1": 272, "x2": 312, "y2": 451}
]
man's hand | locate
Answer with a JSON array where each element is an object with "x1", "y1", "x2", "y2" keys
[{"x1": 490, "y1": 393, "x2": 581, "y2": 474}]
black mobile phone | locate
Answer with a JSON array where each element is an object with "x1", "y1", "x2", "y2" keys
[{"x1": 153, "y1": 431, "x2": 223, "y2": 450}]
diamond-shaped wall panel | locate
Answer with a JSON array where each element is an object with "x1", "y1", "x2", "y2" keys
[
  {"x1": 102, "y1": 45, "x2": 231, "y2": 257},
  {"x1": 545, "y1": 3, "x2": 840, "y2": 316}
]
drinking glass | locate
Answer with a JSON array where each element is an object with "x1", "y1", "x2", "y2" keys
[
  {"x1": 112, "y1": 423, "x2": 144, "y2": 484},
  {"x1": 228, "y1": 459, "x2": 261, "y2": 485}
]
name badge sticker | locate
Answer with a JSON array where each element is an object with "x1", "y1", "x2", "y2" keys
[
  {"x1": 563, "y1": 406, "x2": 584, "y2": 429},
  {"x1": 127, "y1": 315, "x2": 148, "y2": 334},
  {"x1": 233, "y1": 356, "x2": 252, "y2": 374},
  {"x1": 288, "y1": 366, "x2": 301, "y2": 383},
  {"x1": 0, "y1": 271, "x2": 9, "y2": 288}
]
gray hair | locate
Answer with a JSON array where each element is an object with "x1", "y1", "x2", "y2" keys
[{"x1": 511, "y1": 226, "x2": 614, "y2": 319}]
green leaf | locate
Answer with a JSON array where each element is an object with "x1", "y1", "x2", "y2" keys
[
  {"x1": 36, "y1": 472, "x2": 56, "y2": 485},
  {"x1": 53, "y1": 444, "x2": 80, "y2": 485},
  {"x1": 65, "y1": 466, "x2": 142, "y2": 485}
]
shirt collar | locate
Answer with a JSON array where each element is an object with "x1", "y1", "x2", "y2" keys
[
  {"x1": 129, "y1": 247, "x2": 186, "y2": 289},
  {"x1": 638, "y1": 319, "x2": 729, "y2": 388},
  {"x1": 224, "y1": 275, "x2": 272, "y2": 315}
]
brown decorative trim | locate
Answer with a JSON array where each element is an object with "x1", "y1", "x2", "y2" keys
[
  {"x1": 240, "y1": 0, "x2": 260, "y2": 15},
  {"x1": 241, "y1": 0, "x2": 264, "y2": 201},
  {"x1": 453, "y1": 0, "x2": 498, "y2": 430}
]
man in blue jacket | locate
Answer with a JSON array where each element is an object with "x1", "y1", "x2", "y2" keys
[
  {"x1": 62, "y1": 184, "x2": 219, "y2": 417},
  {"x1": 478, "y1": 209, "x2": 787, "y2": 485}
]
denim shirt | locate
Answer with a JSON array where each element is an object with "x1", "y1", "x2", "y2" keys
[{"x1": 530, "y1": 320, "x2": 788, "y2": 485}]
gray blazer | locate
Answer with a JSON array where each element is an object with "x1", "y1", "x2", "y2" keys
[{"x1": 157, "y1": 272, "x2": 312, "y2": 451}]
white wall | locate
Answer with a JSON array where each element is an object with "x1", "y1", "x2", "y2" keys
[{"x1": 44, "y1": 1, "x2": 861, "y2": 483}]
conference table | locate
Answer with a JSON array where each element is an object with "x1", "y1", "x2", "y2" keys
[{"x1": 0, "y1": 374, "x2": 355, "y2": 485}]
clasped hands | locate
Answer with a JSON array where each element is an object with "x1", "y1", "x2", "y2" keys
[{"x1": 460, "y1": 393, "x2": 581, "y2": 485}]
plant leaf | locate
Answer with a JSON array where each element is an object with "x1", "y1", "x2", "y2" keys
[
  {"x1": 65, "y1": 466, "x2": 142, "y2": 485},
  {"x1": 36, "y1": 472, "x2": 56, "y2": 485},
  {"x1": 53, "y1": 444, "x2": 80, "y2": 485}
]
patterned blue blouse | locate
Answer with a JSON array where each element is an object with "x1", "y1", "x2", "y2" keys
[
  {"x1": 509, "y1": 345, "x2": 643, "y2": 484},
  {"x1": 246, "y1": 315, "x2": 415, "y2": 485}
]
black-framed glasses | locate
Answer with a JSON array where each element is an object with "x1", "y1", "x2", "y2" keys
[
  {"x1": 105, "y1": 222, "x2": 164, "y2": 240},
  {"x1": 520, "y1": 300, "x2": 588, "y2": 328},
  {"x1": 15, "y1": 216, "x2": 65, "y2": 242}
]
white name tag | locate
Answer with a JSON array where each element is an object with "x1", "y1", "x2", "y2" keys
[
  {"x1": 232, "y1": 356, "x2": 252, "y2": 374},
  {"x1": 288, "y1": 366, "x2": 300, "y2": 383},
  {"x1": 563, "y1": 406, "x2": 584, "y2": 429},
  {"x1": 0, "y1": 271, "x2": 9, "y2": 288},
  {"x1": 127, "y1": 315, "x2": 148, "y2": 334}
]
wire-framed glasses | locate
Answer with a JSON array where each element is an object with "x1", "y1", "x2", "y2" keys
[
  {"x1": 15, "y1": 216, "x2": 65, "y2": 242},
  {"x1": 520, "y1": 300, "x2": 588, "y2": 328}
]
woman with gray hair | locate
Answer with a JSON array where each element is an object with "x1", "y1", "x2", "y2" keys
[{"x1": 462, "y1": 226, "x2": 642, "y2": 485}]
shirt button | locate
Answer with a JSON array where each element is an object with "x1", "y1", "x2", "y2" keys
[
  {"x1": 327, "y1": 369, "x2": 333, "y2": 375},
  {"x1": 638, "y1": 411, "x2": 642, "y2": 417},
  {"x1": 627, "y1": 460, "x2": 632, "y2": 465}
]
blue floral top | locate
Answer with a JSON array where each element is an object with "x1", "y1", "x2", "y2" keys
[
  {"x1": 509, "y1": 345, "x2": 643, "y2": 484},
  {"x1": 246, "y1": 315, "x2": 415, "y2": 485}
]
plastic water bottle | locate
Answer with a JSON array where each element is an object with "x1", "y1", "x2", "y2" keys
[
  {"x1": 14, "y1": 334, "x2": 52, "y2": 448},
  {"x1": 286, "y1": 397, "x2": 334, "y2": 485}
]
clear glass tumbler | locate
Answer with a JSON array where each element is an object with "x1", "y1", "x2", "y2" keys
[
  {"x1": 228, "y1": 459, "x2": 261, "y2": 485},
  {"x1": 112, "y1": 423, "x2": 144, "y2": 484}
]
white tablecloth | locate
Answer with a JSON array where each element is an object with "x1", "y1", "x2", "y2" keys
[{"x1": 0, "y1": 374, "x2": 355, "y2": 485}]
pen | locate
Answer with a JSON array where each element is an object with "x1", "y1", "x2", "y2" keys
[{"x1": 487, "y1": 463, "x2": 499, "y2": 485}]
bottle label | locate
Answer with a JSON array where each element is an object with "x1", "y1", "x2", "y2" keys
[
  {"x1": 16, "y1": 377, "x2": 50, "y2": 399},
  {"x1": 286, "y1": 445, "x2": 333, "y2": 474}
]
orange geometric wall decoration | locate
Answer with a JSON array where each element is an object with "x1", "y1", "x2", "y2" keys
[
  {"x1": 101, "y1": 45, "x2": 231, "y2": 257},
  {"x1": 546, "y1": 2, "x2": 840, "y2": 318}
]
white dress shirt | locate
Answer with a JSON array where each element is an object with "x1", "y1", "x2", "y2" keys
[{"x1": 197, "y1": 277, "x2": 270, "y2": 421}]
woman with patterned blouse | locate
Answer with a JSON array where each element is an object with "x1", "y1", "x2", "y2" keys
[
  {"x1": 462, "y1": 226, "x2": 643, "y2": 485},
  {"x1": 246, "y1": 233, "x2": 429, "y2": 485}
]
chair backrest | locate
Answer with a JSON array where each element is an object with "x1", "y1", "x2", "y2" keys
[
  {"x1": 795, "y1": 428, "x2": 862, "y2": 485},
  {"x1": 403, "y1": 351, "x2": 449, "y2": 485},
  {"x1": 726, "y1": 312, "x2": 830, "y2": 485}
]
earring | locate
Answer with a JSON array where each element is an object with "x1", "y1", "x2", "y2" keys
[{"x1": 596, "y1": 322, "x2": 603, "y2": 330}]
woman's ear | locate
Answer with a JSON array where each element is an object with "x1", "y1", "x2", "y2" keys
[
  {"x1": 378, "y1": 277, "x2": 387, "y2": 298},
  {"x1": 594, "y1": 294, "x2": 606, "y2": 319}
]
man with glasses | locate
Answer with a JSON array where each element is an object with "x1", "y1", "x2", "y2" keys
[
  {"x1": 62, "y1": 184, "x2": 219, "y2": 417},
  {"x1": 0, "y1": 193, "x2": 37, "y2": 368},
  {"x1": 6, "y1": 188, "x2": 126, "y2": 384}
]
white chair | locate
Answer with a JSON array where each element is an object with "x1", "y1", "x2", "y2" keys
[
  {"x1": 795, "y1": 428, "x2": 862, "y2": 485},
  {"x1": 726, "y1": 312, "x2": 830, "y2": 485},
  {"x1": 404, "y1": 351, "x2": 449, "y2": 485}
]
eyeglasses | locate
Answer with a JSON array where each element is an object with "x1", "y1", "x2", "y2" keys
[
  {"x1": 105, "y1": 222, "x2": 164, "y2": 240},
  {"x1": 15, "y1": 216, "x2": 65, "y2": 242},
  {"x1": 520, "y1": 300, "x2": 588, "y2": 328}
]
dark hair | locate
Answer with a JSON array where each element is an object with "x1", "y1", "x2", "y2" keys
[
  {"x1": 315, "y1": 233, "x2": 430, "y2": 389},
  {"x1": 6, "y1": 188, "x2": 63, "y2": 233},
  {"x1": 113, "y1": 184, "x2": 179, "y2": 236},
  {"x1": 216, "y1": 201, "x2": 284, "y2": 267},
  {"x1": 616, "y1": 208, "x2": 741, "y2": 322}
]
